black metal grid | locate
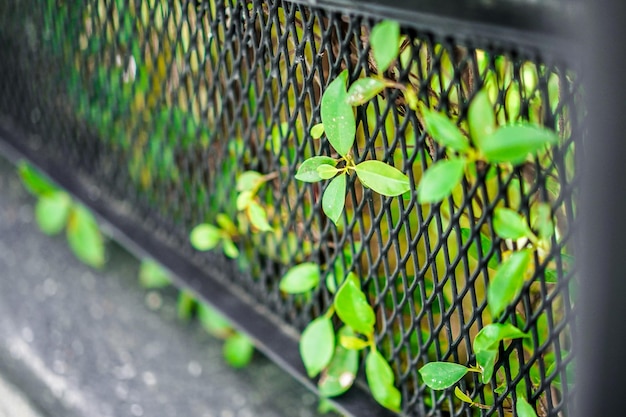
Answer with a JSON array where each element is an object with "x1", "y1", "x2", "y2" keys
[{"x1": 0, "y1": 1, "x2": 581, "y2": 416}]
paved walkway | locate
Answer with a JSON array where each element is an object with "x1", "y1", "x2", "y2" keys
[{"x1": 0, "y1": 155, "x2": 326, "y2": 417}]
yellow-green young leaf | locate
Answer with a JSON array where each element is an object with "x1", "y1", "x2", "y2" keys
[
  {"x1": 66, "y1": 205, "x2": 105, "y2": 268},
  {"x1": 421, "y1": 107, "x2": 470, "y2": 153},
  {"x1": 321, "y1": 70, "x2": 356, "y2": 157},
  {"x1": 221, "y1": 236, "x2": 240, "y2": 259},
  {"x1": 480, "y1": 125, "x2": 559, "y2": 165},
  {"x1": 317, "y1": 164, "x2": 340, "y2": 180},
  {"x1": 247, "y1": 201, "x2": 273, "y2": 232},
  {"x1": 334, "y1": 273, "x2": 375, "y2": 335},
  {"x1": 346, "y1": 77, "x2": 386, "y2": 106},
  {"x1": 516, "y1": 397, "x2": 539, "y2": 417},
  {"x1": 339, "y1": 334, "x2": 369, "y2": 350},
  {"x1": 417, "y1": 158, "x2": 466, "y2": 204},
  {"x1": 223, "y1": 333, "x2": 254, "y2": 368},
  {"x1": 505, "y1": 81, "x2": 522, "y2": 122},
  {"x1": 454, "y1": 386, "x2": 474, "y2": 404},
  {"x1": 318, "y1": 327, "x2": 359, "y2": 397},
  {"x1": 369, "y1": 20, "x2": 400, "y2": 73},
  {"x1": 198, "y1": 302, "x2": 232, "y2": 338},
  {"x1": 476, "y1": 349, "x2": 497, "y2": 383},
  {"x1": 468, "y1": 90, "x2": 496, "y2": 148},
  {"x1": 35, "y1": 191, "x2": 71, "y2": 235},
  {"x1": 493, "y1": 207, "x2": 534, "y2": 240},
  {"x1": 236, "y1": 191, "x2": 253, "y2": 211},
  {"x1": 190, "y1": 224, "x2": 221, "y2": 251},
  {"x1": 177, "y1": 290, "x2": 197, "y2": 321},
  {"x1": 532, "y1": 203, "x2": 555, "y2": 240},
  {"x1": 473, "y1": 323, "x2": 529, "y2": 353},
  {"x1": 216, "y1": 213, "x2": 238, "y2": 236},
  {"x1": 488, "y1": 249, "x2": 533, "y2": 319},
  {"x1": 365, "y1": 350, "x2": 401, "y2": 412},
  {"x1": 310, "y1": 123, "x2": 325, "y2": 139},
  {"x1": 236, "y1": 171, "x2": 264, "y2": 192},
  {"x1": 279, "y1": 262, "x2": 321, "y2": 294},
  {"x1": 18, "y1": 162, "x2": 58, "y2": 197},
  {"x1": 295, "y1": 156, "x2": 337, "y2": 183},
  {"x1": 139, "y1": 260, "x2": 171, "y2": 288},
  {"x1": 322, "y1": 174, "x2": 346, "y2": 225},
  {"x1": 419, "y1": 362, "x2": 469, "y2": 390},
  {"x1": 354, "y1": 160, "x2": 410, "y2": 197},
  {"x1": 300, "y1": 316, "x2": 335, "y2": 377}
]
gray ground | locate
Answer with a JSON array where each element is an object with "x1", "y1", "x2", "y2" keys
[{"x1": 0, "y1": 155, "x2": 325, "y2": 417}]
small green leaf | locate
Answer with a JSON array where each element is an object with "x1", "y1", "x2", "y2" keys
[
  {"x1": 421, "y1": 107, "x2": 470, "y2": 153},
  {"x1": 321, "y1": 70, "x2": 356, "y2": 157},
  {"x1": 354, "y1": 160, "x2": 411, "y2": 197},
  {"x1": 339, "y1": 334, "x2": 369, "y2": 350},
  {"x1": 334, "y1": 273, "x2": 375, "y2": 335},
  {"x1": 474, "y1": 323, "x2": 529, "y2": 353},
  {"x1": 417, "y1": 158, "x2": 466, "y2": 204},
  {"x1": 468, "y1": 90, "x2": 496, "y2": 148},
  {"x1": 419, "y1": 362, "x2": 469, "y2": 390},
  {"x1": 177, "y1": 290, "x2": 196, "y2": 321},
  {"x1": 221, "y1": 236, "x2": 240, "y2": 259},
  {"x1": 476, "y1": 349, "x2": 497, "y2": 383},
  {"x1": 236, "y1": 191, "x2": 253, "y2": 210},
  {"x1": 35, "y1": 191, "x2": 71, "y2": 235},
  {"x1": 295, "y1": 156, "x2": 337, "y2": 183},
  {"x1": 493, "y1": 207, "x2": 534, "y2": 240},
  {"x1": 480, "y1": 125, "x2": 559, "y2": 165},
  {"x1": 216, "y1": 213, "x2": 238, "y2": 236},
  {"x1": 198, "y1": 302, "x2": 232, "y2": 338},
  {"x1": 346, "y1": 77, "x2": 386, "y2": 106},
  {"x1": 318, "y1": 327, "x2": 359, "y2": 397},
  {"x1": 322, "y1": 174, "x2": 346, "y2": 225},
  {"x1": 18, "y1": 162, "x2": 58, "y2": 196},
  {"x1": 247, "y1": 201, "x2": 273, "y2": 232},
  {"x1": 532, "y1": 203, "x2": 554, "y2": 240},
  {"x1": 300, "y1": 316, "x2": 335, "y2": 377},
  {"x1": 317, "y1": 164, "x2": 340, "y2": 180},
  {"x1": 190, "y1": 224, "x2": 221, "y2": 251},
  {"x1": 365, "y1": 350, "x2": 401, "y2": 412},
  {"x1": 516, "y1": 397, "x2": 538, "y2": 417},
  {"x1": 279, "y1": 262, "x2": 321, "y2": 294},
  {"x1": 223, "y1": 333, "x2": 254, "y2": 368},
  {"x1": 66, "y1": 205, "x2": 105, "y2": 268},
  {"x1": 236, "y1": 171, "x2": 264, "y2": 192},
  {"x1": 310, "y1": 123, "x2": 325, "y2": 139},
  {"x1": 488, "y1": 249, "x2": 533, "y2": 319},
  {"x1": 139, "y1": 260, "x2": 171, "y2": 288},
  {"x1": 369, "y1": 20, "x2": 400, "y2": 73},
  {"x1": 454, "y1": 386, "x2": 474, "y2": 404}
]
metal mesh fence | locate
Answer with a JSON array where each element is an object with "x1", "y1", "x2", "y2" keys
[{"x1": 0, "y1": 0, "x2": 581, "y2": 416}]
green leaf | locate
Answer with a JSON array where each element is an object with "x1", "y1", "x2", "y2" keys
[
  {"x1": 236, "y1": 171, "x2": 264, "y2": 192},
  {"x1": 18, "y1": 162, "x2": 58, "y2": 196},
  {"x1": 354, "y1": 160, "x2": 411, "y2": 197},
  {"x1": 365, "y1": 350, "x2": 401, "y2": 412},
  {"x1": 236, "y1": 190, "x2": 253, "y2": 211},
  {"x1": 198, "y1": 302, "x2": 232, "y2": 338},
  {"x1": 369, "y1": 20, "x2": 400, "y2": 73},
  {"x1": 493, "y1": 207, "x2": 534, "y2": 240},
  {"x1": 317, "y1": 164, "x2": 340, "y2": 180},
  {"x1": 321, "y1": 70, "x2": 356, "y2": 157},
  {"x1": 215, "y1": 213, "x2": 238, "y2": 236},
  {"x1": 295, "y1": 156, "x2": 337, "y2": 183},
  {"x1": 66, "y1": 205, "x2": 105, "y2": 268},
  {"x1": 322, "y1": 174, "x2": 346, "y2": 225},
  {"x1": 419, "y1": 362, "x2": 469, "y2": 390},
  {"x1": 247, "y1": 201, "x2": 273, "y2": 232},
  {"x1": 318, "y1": 327, "x2": 359, "y2": 397},
  {"x1": 300, "y1": 316, "x2": 335, "y2": 377},
  {"x1": 190, "y1": 223, "x2": 221, "y2": 251},
  {"x1": 488, "y1": 249, "x2": 533, "y2": 319},
  {"x1": 35, "y1": 191, "x2": 71, "y2": 235},
  {"x1": 454, "y1": 386, "x2": 474, "y2": 404},
  {"x1": 334, "y1": 273, "x2": 375, "y2": 335},
  {"x1": 221, "y1": 236, "x2": 240, "y2": 259},
  {"x1": 139, "y1": 260, "x2": 171, "y2": 288},
  {"x1": 421, "y1": 107, "x2": 470, "y2": 153},
  {"x1": 476, "y1": 349, "x2": 497, "y2": 383},
  {"x1": 516, "y1": 397, "x2": 538, "y2": 417},
  {"x1": 279, "y1": 262, "x2": 321, "y2": 294},
  {"x1": 339, "y1": 334, "x2": 369, "y2": 350},
  {"x1": 473, "y1": 323, "x2": 529, "y2": 353},
  {"x1": 417, "y1": 158, "x2": 466, "y2": 204},
  {"x1": 223, "y1": 333, "x2": 254, "y2": 368},
  {"x1": 468, "y1": 90, "x2": 496, "y2": 148},
  {"x1": 310, "y1": 123, "x2": 325, "y2": 139},
  {"x1": 346, "y1": 77, "x2": 386, "y2": 106},
  {"x1": 532, "y1": 203, "x2": 554, "y2": 240},
  {"x1": 177, "y1": 290, "x2": 196, "y2": 321},
  {"x1": 480, "y1": 125, "x2": 559, "y2": 165}
]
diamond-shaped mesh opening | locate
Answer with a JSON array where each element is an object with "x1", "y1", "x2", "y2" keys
[{"x1": 0, "y1": 1, "x2": 581, "y2": 416}]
